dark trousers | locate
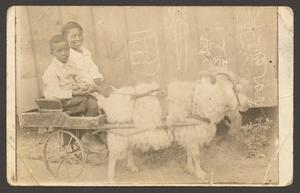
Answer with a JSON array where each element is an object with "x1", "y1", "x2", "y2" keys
[
  {"x1": 61, "y1": 95, "x2": 99, "y2": 117},
  {"x1": 61, "y1": 95, "x2": 99, "y2": 142}
]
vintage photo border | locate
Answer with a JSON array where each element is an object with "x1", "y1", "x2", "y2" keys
[{"x1": 5, "y1": 5, "x2": 294, "y2": 187}]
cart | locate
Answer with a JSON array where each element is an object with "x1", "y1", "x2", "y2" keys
[
  {"x1": 19, "y1": 98, "x2": 114, "y2": 181},
  {"x1": 19, "y1": 97, "x2": 206, "y2": 181}
]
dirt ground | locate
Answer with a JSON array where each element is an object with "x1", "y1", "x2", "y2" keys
[{"x1": 15, "y1": 124, "x2": 278, "y2": 186}]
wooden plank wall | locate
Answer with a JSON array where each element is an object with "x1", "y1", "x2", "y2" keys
[{"x1": 16, "y1": 6, "x2": 277, "y2": 114}]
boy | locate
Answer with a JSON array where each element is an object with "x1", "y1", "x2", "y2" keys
[
  {"x1": 62, "y1": 22, "x2": 111, "y2": 146},
  {"x1": 43, "y1": 34, "x2": 107, "y2": 151},
  {"x1": 61, "y1": 21, "x2": 112, "y2": 97},
  {"x1": 43, "y1": 34, "x2": 99, "y2": 116}
]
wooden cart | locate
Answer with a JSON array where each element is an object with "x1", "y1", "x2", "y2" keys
[
  {"x1": 19, "y1": 98, "x2": 113, "y2": 181},
  {"x1": 20, "y1": 98, "x2": 203, "y2": 181}
]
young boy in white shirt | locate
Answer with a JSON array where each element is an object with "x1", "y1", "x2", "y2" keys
[
  {"x1": 43, "y1": 34, "x2": 99, "y2": 116},
  {"x1": 43, "y1": 34, "x2": 107, "y2": 149},
  {"x1": 61, "y1": 21, "x2": 112, "y2": 97},
  {"x1": 62, "y1": 22, "x2": 111, "y2": 146}
]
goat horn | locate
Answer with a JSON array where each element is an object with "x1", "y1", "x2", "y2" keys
[{"x1": 214, "y1": 72, "x2": 237, "y2": 91}]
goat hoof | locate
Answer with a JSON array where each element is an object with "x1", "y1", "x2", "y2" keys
[
  {"x1": 128, "y1": 165, "x2": 139, "y2": 173},
  {"x1": 195, "y1": 170, "x2": 208, "y2": 180},
  {"x1": 131, "y1": 167, "x2": 139, "y2": 173},
  {"x1": 183, "y1": 165, "x2": 194, "y2": 175}
]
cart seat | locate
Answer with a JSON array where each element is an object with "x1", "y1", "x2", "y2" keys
[
  {"x1": 35, "y1": 97, "x2": 104, "y2": 116},
  {"x1": 36, "y1": 97, "x2": 63, "y2": 113}
]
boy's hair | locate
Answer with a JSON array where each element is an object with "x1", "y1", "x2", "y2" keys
[
  {"x1": 49, "y1": 34, "x2": 68, "y2": 50},
  {"x1": 62, "y1": 21, "x2": 83, "y2": 36}
]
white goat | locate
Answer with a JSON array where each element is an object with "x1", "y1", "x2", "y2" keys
[{"x1": 96, "y1": 72, "x2": 248, "y2": 182}]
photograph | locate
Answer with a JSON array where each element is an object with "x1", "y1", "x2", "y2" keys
[{"x1": 6, "y1": 6, "x2": 293, "y2": 186}]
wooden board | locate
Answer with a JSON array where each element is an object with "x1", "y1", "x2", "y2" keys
[
  {"x1": 17, "y1": 6, "x2": 278, "y2": 112},
  {"x1": 20, "y1": 111, "x2": 106, "y2": 129}
]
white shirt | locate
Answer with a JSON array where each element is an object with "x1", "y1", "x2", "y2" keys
[
  {"x1": 42, "y1": 58, "x2": 79, "y2": 99},
  {"x1": 69, "y1": 47, "x2": 104, "y2": 84}
]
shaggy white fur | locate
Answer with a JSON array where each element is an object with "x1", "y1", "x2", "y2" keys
[
  {"x1": 166, "y1": 81, "x2": 194, "y2": 123},
  {"x1": 96, "y1": 82, "x2": 162, "y2": 127},
  {"x1": 99, "y1": 71, "x2": 248, "y2": 182},
  {"x1": 165, "y1": 79, "x2": 224, "y2": 179},
  {"x1": 96, "y1": 87, "x2": 134, "y2": 124},
  {"x1": 132, "y1": 82, "x2": 163, "y2": 130}
]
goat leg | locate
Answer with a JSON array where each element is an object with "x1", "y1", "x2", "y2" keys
[
  {"x1": 192, "y1": 150, "x2": 208, "y2": 180},
  {"x1": 108, "y1": 153, "x2": 117, "y2": 182},
  {"x1": 126, "y1": 149, "x2": 139, "y2": 172},
  {"x1": 184, "y1": 150, "x2": 195, "y2": 175}
]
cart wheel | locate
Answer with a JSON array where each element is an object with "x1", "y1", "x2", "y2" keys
[{"x1": 43, "y1": 130, "x2": 86, "y2": 181}]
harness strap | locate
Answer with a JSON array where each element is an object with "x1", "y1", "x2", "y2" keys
[
  {"x1": 186, "y1": 114, "x2": 211, "y2": 124},
  {"x1": 235, "y1": 91, "x2": 241, "y2": 107},
  {"x1": 131, "y1": 88, "x2": 160, "y2": 100},
  {"x1": 110, "y1": 88, "x2": 160, "y2": 99}
]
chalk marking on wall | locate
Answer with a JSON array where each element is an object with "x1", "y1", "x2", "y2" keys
[
  {"x1": 235, "y1": 8, "x2": 271, "y2": 106},
  {"x1": 194, "y1": 35, "x2": 228, "y2": 69},
  {"x1": 128, "y1": 29, "x2": 160, "y2": 76}
]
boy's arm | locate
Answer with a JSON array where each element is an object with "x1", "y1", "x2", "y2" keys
[
  {"x1": 72, "y1": 87, "x2": 94, "y2": 96},
  {"x1": 87, "y1": 54, "x2": 104, "y2": 85}
]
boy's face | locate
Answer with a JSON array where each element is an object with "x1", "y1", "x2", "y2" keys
[
  {"x1": 65, "y1": 28, "x2": 83, "y2": 51},
  {"x1": 51, "y1": 41, "x2": 70, "y2": 64}
]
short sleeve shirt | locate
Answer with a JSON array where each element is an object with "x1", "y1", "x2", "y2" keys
[
  {"x1": 42, "y1": 58, "x2": 79, "y2": 99},
  {"x1": 69, "y1": 47, "x2": 104, "y2": 84}
]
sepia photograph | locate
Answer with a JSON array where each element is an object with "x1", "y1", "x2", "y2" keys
[{"x1": 6, "y1": 6, "x2": 293, "y2": 186}]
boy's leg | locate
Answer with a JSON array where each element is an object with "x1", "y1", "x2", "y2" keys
[
  {"x1": 85, "y1": 95, "x2": 108, "y2": 147},
  {"x1": 81, "y1": 95, "x2": 99, "y2": 142},
  {"x1": 62, "y1": 96, "x2": 102, "y2": 144},
  {"x1": 85, "y1": 95, "x2": 99, "y2": 116},
  {"x1": 61, "y1": 96, "x2": 88, "y2": 144},
  {"x1": 61, "y1": 96, "x2": 88, "y2": 116}
]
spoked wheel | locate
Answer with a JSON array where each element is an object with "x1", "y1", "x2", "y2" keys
[{"x1": 43, "y1": 130, "x2": 86, "y2": 181}]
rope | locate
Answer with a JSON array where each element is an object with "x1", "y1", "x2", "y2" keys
[
  {"x1": 102, "y1": 122, "x2": 203, "y2": 137},
  {"x1": 106, "y1": 127, "x2": 158, "y2": 137},
  {"x1": 110, "y1": 88, "x2": 160, "y2": 99}
]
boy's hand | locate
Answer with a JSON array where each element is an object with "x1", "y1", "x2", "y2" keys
[
  {"x1": 84, "y1": 84, "x2": 96, "y2": 93},
  {"x1": 103, "y1": 84, "x2": 114, "y2": 93},
  {"x1": 73, "y1": 84, "x2": 96, "y2": 95},
  {"x1": 73, "y1": 87, "x2": 90, "y2": 96},
  {"x1": 85, "y1": 87, "x2": 95, "y2": 94},
  {"x1": 94, "y1": 85, "x2": 111, "y2": 97}
]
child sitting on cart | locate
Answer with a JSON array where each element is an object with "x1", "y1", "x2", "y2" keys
[
  {"x1": 62, "y1": 21, "x2": 113, "y2": 147},
  {"x1": 43, "y1": 34, "x2": 107, "y2": 152},
  {"x1": 61, "y1": 21, "x2": 113, "y2": 97},
  {"x1": 43, "y1": 34, "x2": 99, "y2": 117}
]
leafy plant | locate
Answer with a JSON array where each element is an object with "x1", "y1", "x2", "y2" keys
[{"x1": 235, "y1": 118, "x2": 273, "y2": 158}]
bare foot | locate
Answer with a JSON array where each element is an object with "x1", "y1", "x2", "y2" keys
[{"x1": 195, "y1": 169, "x2": 208, "y2": 180}]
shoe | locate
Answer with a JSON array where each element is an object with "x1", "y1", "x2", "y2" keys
[{"x1": 81, "y1": 133, "x2": 106, "y2": 153}]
